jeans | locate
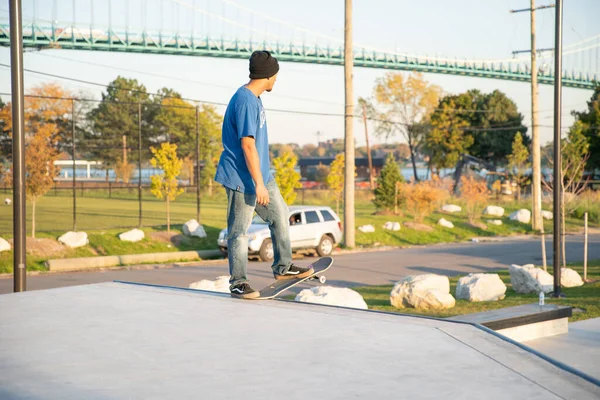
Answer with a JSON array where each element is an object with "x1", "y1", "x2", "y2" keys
[{"x1": 225, "y1": 179, "x2": 293, "y2": 287}]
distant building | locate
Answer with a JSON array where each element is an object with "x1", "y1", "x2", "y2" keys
[{"x1": 297, "y1": 157, "x2": 385, "y2": 182}]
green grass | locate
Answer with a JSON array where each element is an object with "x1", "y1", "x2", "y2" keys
[
  {"x1": 353, "y1": 260, "x2": 600, "y2": 322},
  {"x1": 0, "y1": 190, "x2": 597, "y2": 273}
]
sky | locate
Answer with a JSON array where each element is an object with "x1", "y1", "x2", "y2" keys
[{"x1": 1, "y1": 0, "x2": 599, "y2": 148}]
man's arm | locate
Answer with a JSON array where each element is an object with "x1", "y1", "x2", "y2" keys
[{"x1": 241, "y1": 137, "x2": 269, "y2": 205}]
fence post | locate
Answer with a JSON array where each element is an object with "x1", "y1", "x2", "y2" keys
[
  {"x1": 138, "y1": 102, "x2": 143, "y2": 228},
  {"x1": 584, "y1": 212, "x2": 588, "y2": 281},
  {"x1": 72, "y1": 99, "x2": 77, "y2": 231},
  {"x1": 195, "y1": 105, "x2": 201, "y2": 223}
]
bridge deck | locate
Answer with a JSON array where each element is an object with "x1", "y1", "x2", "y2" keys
[{"x1": 0, "y1": 282, "x2": 598, "y2": 399}]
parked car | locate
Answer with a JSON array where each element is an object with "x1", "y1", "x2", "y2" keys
[{"x1": 217, "y1": 205, "x2": 343, "y2": 262}]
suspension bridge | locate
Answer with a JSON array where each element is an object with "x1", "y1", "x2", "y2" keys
[{"x1": 0, "y1": 0, "x2": 599, "y2": 90}]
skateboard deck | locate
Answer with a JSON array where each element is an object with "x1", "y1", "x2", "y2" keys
[{"x1": 251, "y1": 256, "x2": 334, "y2": 300}]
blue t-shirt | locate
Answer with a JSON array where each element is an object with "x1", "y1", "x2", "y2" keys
[{"x1": 215, "y1": 86, "x2": 273, "y2": 194}]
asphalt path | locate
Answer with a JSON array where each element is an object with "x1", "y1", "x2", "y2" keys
[{"x1": 1, "y1": 234, "x2": 598, "y2": 295}]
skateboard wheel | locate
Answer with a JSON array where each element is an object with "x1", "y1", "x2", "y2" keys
[{"x1": 318, "y1": 275, "x2": 327, "y2": 284}]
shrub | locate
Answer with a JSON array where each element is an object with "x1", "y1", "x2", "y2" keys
[
  {"x1": 459, "y1": 176, "x2": 489, "y2": 223},
  {"x1": 400, "y1": 180, "x2": 448, "y2": 223}
]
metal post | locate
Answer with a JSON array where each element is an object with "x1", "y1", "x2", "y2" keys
[
  {"x1": 138, "y1": 102, "x2": 142, "y2": 227},
  {"x1": 72, "y1": 99, "x2": 77, "y2": 231},
  {"x1": 552, "y1": 0, "x2": 563, "y2": 298},
  {"x1": 343, "y1": 0, "x2": 355, "y2": 248},
  {"x1": 10, "y1": 0, "x2": 26, "y2": 292},
  {"x1": 584, "y1": 212, "x2": 588, "y2": 281},
  {"x1": 196, "y1": 105, "x2": 201, "y2": 223}
]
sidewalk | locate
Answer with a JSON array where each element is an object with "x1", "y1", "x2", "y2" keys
[
  {"x1": 526, "y1": 317, "x2": 600, "y2": 380},
  {"x1": 1, "y1": 282, "x2": 598, "y2": 399}
]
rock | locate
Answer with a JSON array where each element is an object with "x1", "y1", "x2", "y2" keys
[
  {"x1": 118, "y1": 228, "x2": 145, "y2": 242},
  {"x1": 561, "y1": 268, "x2": 583, "y2": 288},
  {"x1": 189, "y1": 276, "x2": 230, "y2": 293},
  {"x1": 358, "y1": 225, "x2": 375, "y2": 233},
  {"x1": 295, "y1": 286, "x2": 368, "y2": 310},
  {"x1": 438, "y1": 218, "x2": 454, "y2": 229},
  {"x1": 456, "y1": 273, "x2": 507, "y2": 302},
  {"x1": 509, "y1": 264, "x2": 554, "y2": 294},
  {"x1": 382, "y1": 221, "x2": 401, "y2": 231},
  {"x1": 542, "y1": 210, "x2": 553, "y2": 220},
  {"x1": 0, "y1": 237, "x2": 10, "y2": 253},
  {"x1": 390, "y1": 274, "x2": 455, "y2": 310},
  {"x1": 4, "y1": 198, "x2": 11, "y2": 205},
  {"x1": 484, "y1": 205, "x2": 505, "y2": 217},
  {"x1": 183, "y1": 219, "x2": 207, "y2": 238},
  {"x1": 509, "y1": 209, "x2": 531, "y2": 224},
  {"x1": 442, "y1": 204, "x2": 462, "y2": 213},
  {"x1": 490, "y1": 219, "x2": 503, "y2": 226},
  {"x1": 57, "y1": 231, "x2": 88, "y2": 248}
]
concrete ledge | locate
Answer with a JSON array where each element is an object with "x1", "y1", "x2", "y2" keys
[
  {"x1": 450, "y1": 304, "x2": 572, "y2": 342},
  {"x1": 45, "y1": 249, "x2": 223, "y2": 272}
]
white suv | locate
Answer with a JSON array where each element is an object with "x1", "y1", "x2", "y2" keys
[{"x1": 217, "y1": 205, "x2": 343, "y2": 261}]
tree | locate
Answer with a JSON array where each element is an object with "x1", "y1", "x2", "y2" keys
[
  {"x1": 572, "y1": 84, "x2": 600, "y2": 171},
  {"x1": 372, "y1": 72, "x2": 442, "y2": 181},
  {"x1": 315, "y1": 163, "x2": 330, "y2": 184},
  {"x1": 425, "y1": 98, "x2": 472, "y2": 173},
  {"x1": 150, "y1": 142, "x2": 184, "y2": 235},
  {"x1": 459, "y1": 176, "x2": 490, "y2": 224},
  {"x1": 373, "y1": 153, "x2": 405, "y2": 212},
  {"x1": 507, "y1": 132, "x2": 530, "y2": 201},
  {"x1": 273, "y1": 151, "x2": 302, "y2": 205},
  {"x1": 327, "y1": 153, "x2": 345, "y2": 215},
  {"x1": 87, "y1": 77, "x2": 152, "y2": 178}
]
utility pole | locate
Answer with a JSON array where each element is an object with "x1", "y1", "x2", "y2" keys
[
  {"x1": 362, "y1": 103, "x2": 375, "y2": 190},
  {"x1": 10, "y1": 0, "x2": 26, "y2": 292},
  {"x1": 344, "y1": 0, "x2": 355, "y2": 248},
  {"x1": 510, "y1": 1, "x2": 555, "y2": 233},
  {"x1": 552, "y1": 0, "x2": 563, "y2": 298}
]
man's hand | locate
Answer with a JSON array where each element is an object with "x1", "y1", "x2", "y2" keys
[{"x1": 255, "y1": 183, "x2": 270, "y2": 206}]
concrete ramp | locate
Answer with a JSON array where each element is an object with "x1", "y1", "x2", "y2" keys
[{"x1": 0, "y1": 282, "x2": 598, "y2": 399}]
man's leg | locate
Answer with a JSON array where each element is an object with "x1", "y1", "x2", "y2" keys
[
  {"x1": 226, "y1": 187, "x2": 256, "y2": 288},
  {"x1": 255, "y1": 180, "x2": 313, "y2": 280}
]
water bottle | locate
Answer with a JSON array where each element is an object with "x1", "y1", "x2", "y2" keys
[{"x1": 539, "y1": 291, "x2": 545, "y2": 306}]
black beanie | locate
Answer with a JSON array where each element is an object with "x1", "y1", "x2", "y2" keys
[{"x1": 249, "y1": 50, "x2": 279, "y2": 79}]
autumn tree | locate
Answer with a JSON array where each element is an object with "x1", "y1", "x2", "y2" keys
[
  {"x1": 507, "y1": 132, "x2": 530, "y2": 201},
  {"x1": 399, "y1": 180, "x2": 447, "y2": 223},
  {"x1": 273, "y1": 151, "x2": 302, "y2": 205},
  {"x1": 315, "y1": 163, "x2": 330, "y2": 184},
  {"x1": 371, "y1": 72, "x2": 441, "y2": 181},
  {"x1": 459, "y1": 176, "x2": 490, "y2": 224},
  {"x1": 373, "y1": 153, "x2": 405, "y2": 212},
  {"x1": 327, "y1": 153, "x2": 345, "y2": 215},
  {"x1": 150, "y1": 142, "x2": 184, "y2": 235}
]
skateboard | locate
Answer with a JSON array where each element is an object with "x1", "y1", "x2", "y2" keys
[{"x1": 250, "y1": 256, "x2": 334, "y2": 300}]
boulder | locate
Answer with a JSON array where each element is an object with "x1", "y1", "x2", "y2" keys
[
  {"x1": 295, "y1": 286, "x2": 368, "y2": 310},
  {"x1": 561, "y1": 268, "x2": 584, "y2": 288},
  {"x1": 509, "y1": 209, "x2": 531, "y2": 224},
  {"x1": 189, "y1": 276, "x2": 230, "y2": 293},
  {"x1": 390, "y1": 274, "x2": 455, "y2": 310},
  {"x1": 4, "y1": 198, "x2": 11, "y2": 205},
  {"x1": 382, "y1": 221, "x2": 401, "y2": 231},
  {"x1": 542, "y1": 210, "x2": 553, "y2": 220},
  {"x1": 57, "y1": 231, "x2": 88, "y2": 248},
  {"x1": 358, "y1": 225, "x2": 375, "y2": 233},
  {"x1": 183, "y1": 219, "x2": 207, "y2": 238},
  {"x1": 118, "y1": 228, "x2": 145, "y2": 242},
  {"x1": 438, "y1": 218, "x2": 454, "y2": 229},
  {"x1": 456, "y1": 273, "x2": 507, "y2": 302},
  {"x1": 442, "y1": 204, "x2": 462, "y2": 213},
  {"x1": 490, "y1": 219, "x2": 503, "y2": 226},
  {"x1": 509, "y1": 264, "x2": 553, "y2": 294},
  {"x1": 0, "y1": 237, "x2": 10, "y2": 253},
  {"x1": 484, "y1": 205, "x2": 504, "y2": 217}
]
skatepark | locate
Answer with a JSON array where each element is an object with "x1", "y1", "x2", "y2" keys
[{"x1": 1, "y1": 280, "x2": 599, "y2": 399}]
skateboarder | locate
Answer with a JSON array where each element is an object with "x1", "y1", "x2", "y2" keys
[{"x1": 215, "y1": 50, "x2": 313, "y2": 299}]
